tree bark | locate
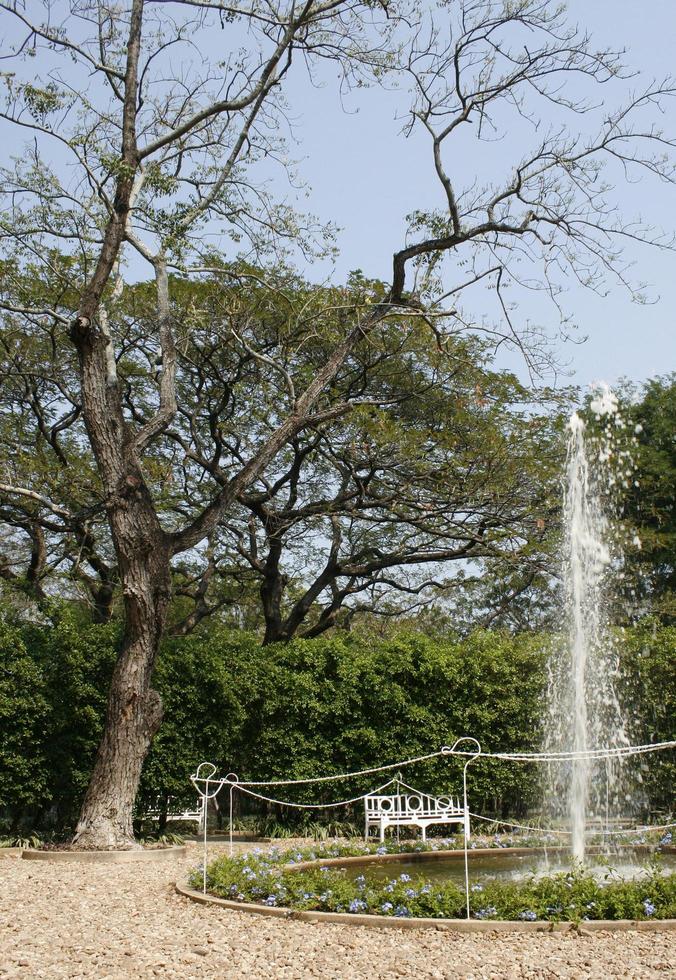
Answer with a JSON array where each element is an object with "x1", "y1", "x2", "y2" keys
[{"x1": 72, "y1": 504, "x2": 171, "y2": 848}]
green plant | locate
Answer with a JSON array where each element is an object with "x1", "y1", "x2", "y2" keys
[
  {"x1": 0, "y1": 833, "x2": 41, "y2": 849},
  {"x1": 137, "y1": 832, "x2": 185, "y2": 847},
  {"x1": 193, "y1": 842, "x2": 676, "y2": 921}
]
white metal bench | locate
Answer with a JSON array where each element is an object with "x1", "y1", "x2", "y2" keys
[
  {"x1": 144, "y1": 796, "x2": 205, "y2": 830},
  {"x1": 365, "y1": 779, "x2": 469, "y2": 841}
]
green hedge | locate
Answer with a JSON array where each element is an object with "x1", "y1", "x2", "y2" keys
[{"x1": 0, "y1": 612, "x2": 673, "y2": 831}]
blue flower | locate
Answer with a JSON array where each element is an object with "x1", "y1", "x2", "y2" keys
[
  {"x1": 474, "y1": 905, "x2": 497, "y2": 919},
  {"x1": 420, "y1": 884, "x2": 431, "y2": 895},
  {"x1": 405, "y1": 888, "x2": 417, "y2": 898},
  {"x1": 376, "y1": 846, "x2": 387, "y2": 856},
  {"x1": 355, "y1": 874, "x2": 366, "y2": 889},
  {"x1": 643, "y1": 899, "x2": 656, "y2": 917},
  {"x1": 399, "y1": 873, "x2": 411, "y2": 882},
  {"x1": 264, "y1": 895, "x2": 277, "y2": 906},
  {"x1": 471, "y1": 883, "x2": 483, "y2": 892},
  {"x1": 319, "y1": 891, "x2": 332, "y2": 903},
  {"x1": 381, "y1": 902, "x2": 393, "y2": 913},
  {"x1": 302, "y1": 892, "x2": 313, "y2": 900},
  {"x1": 660, "y1": 831, "x2": 672, "y2": 846},
  {"x1": 230, "y1": 884, "x2": 238, "y2": 893},
  {"x1": 394, "y1": 905, "x2": 410, "y2": 917},
  {"x1": 349, "y1": 898, "x2": 367, "y2": 913},
  {"x1": 519, "y1": 910, "x2": 537, "y2": 921},
  {"x1": 383, "y1": 883, "x2": 394, "y2": 893}
]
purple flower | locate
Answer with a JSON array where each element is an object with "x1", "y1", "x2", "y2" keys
[
  {"x1": 381, "y1": 902, "x2": 393, "y2": 913},
  {"x1": 643, "y1": 899, "x2": 656, "y2": 917},
  {"x1": 349, "y1": 898, "x2": 367, "y2": 913},
  {"x1": 394, "y1": 905, "x2": 410, "y2": 917},
  {"x1": 519, "y1": 910, "x2": 537, "y2": 921},
  {"x1": 264, "y1": 895, "x2": 276, "y2": 906}
]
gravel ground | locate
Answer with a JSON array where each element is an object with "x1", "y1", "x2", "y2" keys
[{"x1": 0, "y1": 844, "x2": 674, "y2": 979}]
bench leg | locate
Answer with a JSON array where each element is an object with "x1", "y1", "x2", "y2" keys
[{"x1": 421, "y1": 825, "x2": 426, "y2": 842}]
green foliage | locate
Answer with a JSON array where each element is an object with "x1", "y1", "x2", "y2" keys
[
  {"x1": 197, "y1": 841, "x2": 676, "y2": 921},
  {"x1": 618, "y1": 621, "x2": 676, "y2": 812},
  {"x1": 238, "y1": 629, "x2": 547, "y2": 815},
  {"x1": 0, "y1": 618, "x2": 672, "y2": 829},
  {"x1": 0, "y1": 623, "x2": 50, "y2": 808},
  {"x1": 624, "y1": 375, "x2": 676, "y2": 624}
]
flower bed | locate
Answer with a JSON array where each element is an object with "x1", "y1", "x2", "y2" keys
[{"x1": 192, "y1": 837, "x2": 676, "y2": 922}]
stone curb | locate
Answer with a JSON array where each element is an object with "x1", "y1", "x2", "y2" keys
[
  {"x1": 22, "y1": 845, "x2": 187, "y2": 863},
  {"x1": 0, "y1": 848, "x2": 23, "y2": 858},
  {"x1": 175, "y1": 884, "x2": 676, "y2": 933}
]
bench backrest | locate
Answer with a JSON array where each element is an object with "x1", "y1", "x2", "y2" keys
[{"x1": 365, "y1": 792, "x2": 462, "y2": 818}]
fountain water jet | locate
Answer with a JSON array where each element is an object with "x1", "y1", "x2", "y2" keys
[{"x1": 545, "y1": 399, "x2": 633, "y2": 863}]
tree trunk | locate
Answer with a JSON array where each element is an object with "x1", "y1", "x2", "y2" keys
[{"x1": 73, "y1": 524, "x2": 171, "y2": 848}]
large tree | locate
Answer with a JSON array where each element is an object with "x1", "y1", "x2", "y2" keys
[
  {"x1": 0, "y1": 267, "x2": 565, "y2": 639},
  {"x1": 0, "y1": 0, "x2": 674, "y2": 846}
]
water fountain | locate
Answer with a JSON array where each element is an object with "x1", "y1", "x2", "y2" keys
[{"x1": 545, "y1": 388, "x2": 633, "y2": 862}]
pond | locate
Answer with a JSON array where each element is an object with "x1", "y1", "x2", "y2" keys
[{"x1": 339, "y1": 848, "x2": 676, "y2": 885}]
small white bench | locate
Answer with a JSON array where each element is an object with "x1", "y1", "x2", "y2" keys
[
  {"x1": 365, "y1": 781, "x2": 469, "y2": 842},
  {"x1": 145, "y1": 797, "x2": 205, "y2": 831}
]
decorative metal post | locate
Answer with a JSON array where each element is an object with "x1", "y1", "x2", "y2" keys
[
  {"x1": 442, "y1": 737, "x2": 482, "y2": 921},
  {"x1": 225, "y1": 772, "x2": 239, "y2": 857},
  {"x1": 190, "y1": 763, "x2": 220, "y2": 895}
]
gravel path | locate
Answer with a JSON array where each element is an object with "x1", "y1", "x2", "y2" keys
[{"x1": 0, "y1": 845, "x2": 673, "y2": 979}]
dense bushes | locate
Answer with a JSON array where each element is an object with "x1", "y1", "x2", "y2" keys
[{"x1": 0, "y1": 613, "x2": 673, "y2": 832}]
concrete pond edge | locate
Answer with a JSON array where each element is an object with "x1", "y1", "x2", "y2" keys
[
  {"x1": 22, "y1": 845, "x2": 187, "y2": 863},
  {"x1": 175, "y1": 884, "x2": 676, "y2": 934}
]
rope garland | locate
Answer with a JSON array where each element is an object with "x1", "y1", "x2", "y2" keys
[
  {"x1": 234, "y1": 776, "x2": 400, "y2": 810},
  {"x1": 235, "y1": 749, "x2": 445, "y2": 787},
  {"x1": 468, "y1": 814, "x2": 676, "y2": 837},
  {"x1": 486, "y1": 741, "x2": 675, "y2": 762},
  {"x1": 192, "y1": 739, "x2": 676, "y2": 793}
]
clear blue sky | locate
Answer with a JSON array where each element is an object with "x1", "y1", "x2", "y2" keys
[{"x1": 274, "y1": 0, "x2": 676, "y2": 392}]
